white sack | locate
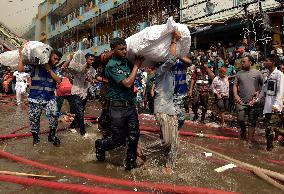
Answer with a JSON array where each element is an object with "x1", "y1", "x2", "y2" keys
[
  {"x1": 22, "y1": 41, "x2": 53, "y2": 65},
  {"x1": 0, "y1": 50, "x2": 19, "y2": 70},
  {"x1": 0, "y1": 41, "x2": 53, "y2": 68},
  {"x1": 69, "y1": 50, "x2": 86, "y2": 72},
  {"x1": 126, "y1": 17, "x2": 191, "y2": 66}
]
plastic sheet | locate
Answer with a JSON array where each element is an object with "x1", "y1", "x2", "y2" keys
[
  {"x1": 69, "y1": 50, "x2": 86, "y2": 72},
  {"x1": 126, "y1": 17, "x2": 191, "y2": 67}
]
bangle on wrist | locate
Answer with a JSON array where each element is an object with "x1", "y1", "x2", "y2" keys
[{"x1": 171, "y1": 42, "x2": 176, "y2": 44}]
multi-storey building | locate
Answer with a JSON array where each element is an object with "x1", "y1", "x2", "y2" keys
[
  {"x1": 180, "y1": 0, "x2": 283, "y2": 48},
  {"x1": 22, "y1": 17, "x2": 37, "y2": 41},
  {"x1": 33, "y1": 0, "x2": 179, "y2": 56}
]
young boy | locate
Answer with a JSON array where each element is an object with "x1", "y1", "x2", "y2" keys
[
  {"x1": 13, "y1": 70, "x2": 30, "y2": 105},
  {"x1": 18, "y1": 47, "x2": 63, "y2": 146}
]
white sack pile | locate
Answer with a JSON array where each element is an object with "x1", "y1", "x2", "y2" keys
[{"x1": 126, "y1": 17, "x2": 191, "y2": 67}]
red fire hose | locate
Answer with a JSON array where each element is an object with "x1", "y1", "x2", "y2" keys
[
  {"x1": 139, "y1": 116, "x2": 238, "y2": 133},
  {"x1": 0, "y1": 150, "x2": 237, "y2": 194},
  {"x1": 139, "y1": 125, "x2": 238, "y2": 140},
  {"x1": 9, "y1": 125, "x2": 30, "y2": 134},
  {"x1": 0, "y1": 128, "x2": 66, "y2": 140},
  {"x1": 0, "y1": 174, "x2": 148, "y2": 194},
  {"x1": 263, "y1": 158, "x2": 284, "y2": 166}
]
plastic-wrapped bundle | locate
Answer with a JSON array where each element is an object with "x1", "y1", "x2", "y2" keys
[
  {"x1": 0, "y1": 41, "x2": 53, "y2": 69},
  {"x1": 126, "y1": 17, "x2": 191, "y2": 67},
  {"x1": 0, "y1": 50, "x2": 19, "y2": 70},
  {"x1": 22, "y1": 41, "x2": 53, "y2": 65},
  {"x1": 69, "y1": 50, "x2": 86, "y2": 72}
]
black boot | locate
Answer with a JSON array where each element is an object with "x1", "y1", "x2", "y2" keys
[
  {"x1": 193, "y1": 114, "x2": 199, "y2": 121},
  {"x1": 239, "y1": 124, "x2": 247, "y2": 140},
  {"x1": 240, "y1": 129, "x2": 247, "y2": 140},
  {"x1": 201, "y1": 114, "x2": 206, "y2": 124},
  {"x1": 32, "y1": 132, "x2": 40, "y2": 146},
  {"x1": 125, "y1": 159, "x2": 137, "y2": 171},
  {"x1": 95, "y1": 139, "x2": 105, "y2": 161},
  {"x1": 266, "y1": 132, "x2": 274, "y2": 151},
  {"x1": 48, "y1": 129, "x2": 61, "y2": 146}
]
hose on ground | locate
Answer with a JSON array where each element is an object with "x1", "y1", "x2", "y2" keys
[
  {"x1": 0, "y1": 150, "x2": 237, "y2": 194},
  {"x1": 140, "y1": 125, "x2": 238, "y2": 140},
  {"x1": 189, "y1": 142, "x2": 284, "y2": 190},
  {"x1": 0, "y1": 174, "x2": 148, "y2": 194}
]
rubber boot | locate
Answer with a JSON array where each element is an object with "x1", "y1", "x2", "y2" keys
[
  {"x1": 178, "y1": 120, "x2": 185, "y2": 129},
  {"x1": 95, "y1": 139, "x2": 105, "y2": 161},
  {"x1": 193, "y1": 113, "x2": 199, "y2": 121},
  {"x1": 125, "y1": 141, "x2": 138, "y2": 171},
  {"x1": 125, "y1": 159, "x2": 137, "y2": 171},
  {"x1": 239, "y1": 123, "x2": 246, "y2": 140},
  {"x1": 201, "y1": 113, "x2": 206, "y2": 124},
  {"x1": 48, "y1": 128, "x2": 61, "y2": 146},
  {"x1": 266, "y1": 130, "x2": 274, "y2": 151},
  {"x1": 32, "y1": 132, "x2": 40, "y2": 146}
]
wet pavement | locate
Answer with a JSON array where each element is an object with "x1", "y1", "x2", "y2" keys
[{"x1": 0, "y1": 95, "x2": 283, "y2": 194}]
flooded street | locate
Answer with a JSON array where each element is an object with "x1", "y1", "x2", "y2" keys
[{"x1": 0, "y1": 95, "x2": 283, "y2": 194}]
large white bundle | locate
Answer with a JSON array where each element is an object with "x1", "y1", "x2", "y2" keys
[
  {"x1": 0, "y1": 41, "x2": 53, "y2": 69},
  {"x1": 22, "y1": 41, "x2": 53, "y2": 65},
  {"x1": 0, "y1": 50, "x2": 19, "y2": 70},
  {"x1": 126, "y1": 17, "x2": 191, "y2": 66},
  {"x1": 69, "y1": 50, "x2": 86, "y2": 72}
]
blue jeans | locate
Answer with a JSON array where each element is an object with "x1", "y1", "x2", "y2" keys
[
  {"x1": 56, "y1": 95, "x2": 76, "y2": 115},
  {"x1": 69, "y1": 95, "x2": 87, "y2": 135}
]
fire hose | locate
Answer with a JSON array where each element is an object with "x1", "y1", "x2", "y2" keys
[
  {"x1": 0, "y1": 174, "x2": 149, "y2": 194},
  {"x1": 140, "y1": 125, "x2": 238, "y2": 140},
  {"x1": 189, "y1": 143, "x2": 284, "y2": 191},
  {"x1": 0, "y1": 150, "x2": 236, "y2": 194}
]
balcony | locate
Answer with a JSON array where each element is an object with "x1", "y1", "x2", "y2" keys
[
  {"x1": 48, "y1": 0, "x2": 128, "y2": 39},
  {"x1": 51, "y1": 0, "x2": 68, "y2": 13}
]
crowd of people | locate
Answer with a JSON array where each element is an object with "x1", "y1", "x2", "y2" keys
[{"x1": 1, "y1": 32, "x2": 284, "y2": 174}]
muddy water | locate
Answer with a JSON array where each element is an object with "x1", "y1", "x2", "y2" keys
[{"x1": 0, "y1": 97, "x2": 283, "y2": 194}]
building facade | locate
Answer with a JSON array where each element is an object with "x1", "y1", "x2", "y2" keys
[
  {"x1": 180, "y1": 0, "x2": 283, "y2": 47},
  {"x1": 34, "y1": 0, "x2": 178, "y2": 56}
]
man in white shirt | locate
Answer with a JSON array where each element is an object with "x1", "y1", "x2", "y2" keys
[
  {"x1": 66, "y1": 53, "x2": 96, "y2": 136},
  {"x1": 254, "y1": 55, "x2": 284, "y2": 150},
  {"x1": 13, "y1": 71, "x2": 29, "y2": 105}
]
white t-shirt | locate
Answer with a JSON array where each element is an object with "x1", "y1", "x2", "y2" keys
[{"x1": 13, "y1": 71, "x2": 29, "y2": 83}]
